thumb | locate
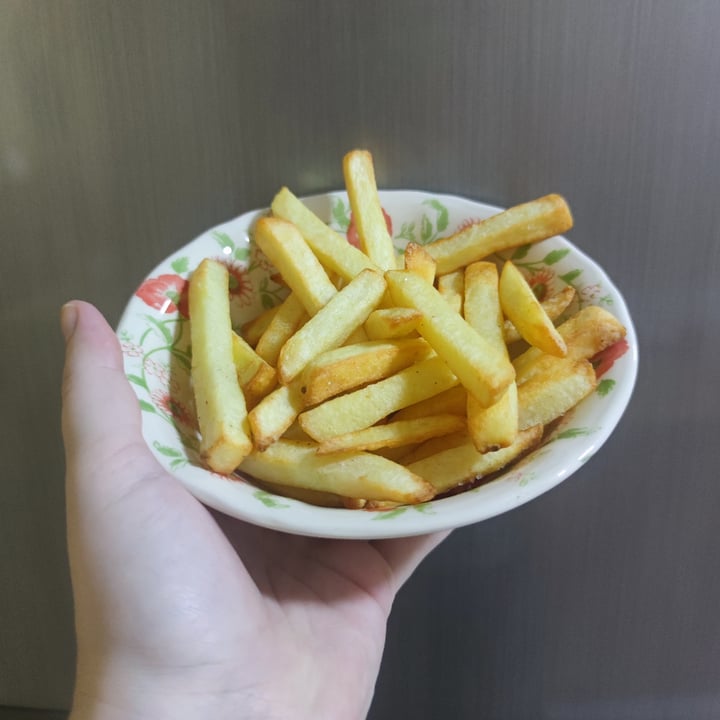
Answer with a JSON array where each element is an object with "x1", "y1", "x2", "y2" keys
[{"x1": 61, "y1": 301, "x2": 160, "y2": 501}]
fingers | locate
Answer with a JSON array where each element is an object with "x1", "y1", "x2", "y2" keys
[
  {"x1": 372, "y1": 530, "x2": 450, "y2": 591},
  {"x1": 61, "y1": 301, "x2": 159, "y2": 494}
]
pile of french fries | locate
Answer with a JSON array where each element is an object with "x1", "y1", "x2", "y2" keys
[{"x1": 188, "y1": 150, "x2": 626, "y2": 509}]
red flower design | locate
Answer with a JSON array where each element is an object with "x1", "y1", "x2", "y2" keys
[
  {"x1": 215, "y1": 257, "x2": 254, "y2": 305},
  {"x1": 592, "y1": 339, "x2": 629, "y2": 378},
  {"x1": 454, "y1": 217, "x2": 484, "y2": 233},
  {"x1": 526, "y1": 268, "x2": 555, "y2": 302},
  {"x1": 151, "y1": 389, "x2": 196, "y2": 429},
  {"x1": 135, "y1": 274, "x2": 189, "y2": 317},
  {"x1": 346, "y1": 208, "x2": 393, "y2": 248}
]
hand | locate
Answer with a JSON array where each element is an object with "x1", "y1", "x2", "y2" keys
[{"x1": 61, "y1": 301, "x2": 446, "y2": 720}]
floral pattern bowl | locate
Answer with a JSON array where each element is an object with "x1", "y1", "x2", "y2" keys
[{"x1": 118, "y1": 190, "x2": 638, "y2": 539}]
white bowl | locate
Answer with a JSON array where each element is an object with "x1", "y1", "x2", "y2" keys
[{"x1": 118, "y1": 190, "x2": 638, "y2": 539}]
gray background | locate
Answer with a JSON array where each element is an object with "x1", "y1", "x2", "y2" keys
[{"x1": 2, "y1": 1, "x2": 719, "y2": 718}]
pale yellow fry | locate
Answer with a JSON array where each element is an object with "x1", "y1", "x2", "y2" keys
[
  {"x1": 271, "y1": 186, "x2": 378, "y2": 282},
  {"x1": 231, "y1": 332, "x2": 277, "y2": 401},
  {"x1": 241, "y1": 304, "x2": 279, "y2": 347},
  {"x1": 343, "y1": 150, "x2": 397, "y2": 270},
  {"x1": 278, "y1": 268, "x2": 387, "y2": 384},
  {"x1": 189, "y1": 259, "x2": 252, "y2": 473},
  {"x1": 399, "y1": 431, "x2": 469, "y2": 464},
  {"x1": 344, "y1": 325, "x2": 369, "y2": 345},
  {"x1": 254, "y1": 217, "x2": 337, "y2": 315},
  {"x1": 407, "y1": 425, "x2": 544, "y2": 494},
  {"x1": 463, "y1": 261, "x2": 518, "y2": 451},
  {"x1": 255, "y1": 293, "x2": 308, "y2": 366},
  {"x1": 518, "y1": 358, "x2": 597, "y2": 430},
  {"x1": 499, "y1": 260, "x2": 567, "y2": 357},
  {"x1": 299, "y1": 355, "x2": 459, "y2": 442},
  {"x1": 300, "y1": 338, "x2": 432, "y2": 406},
  {"x1": 504, "y1": 285, "x2": 576, "y2": 344},
  {"x1": 513, "y1": 305, "x2": 626, "y2": 383},
  {"x1": 316, "y1": 414, "x2": 466, "y2": 455},
  {"x1": 386, "y1": 269, "x2": 515, "y2": 407},
  {"x1": 425, "y1": 194, "x2": 573, "y2": 275},
  {"x1": 248, "y1": 379, "x2": 305, "y2": 451},
  {"x1": 239, "y1": 439, "x2": 435, "y2": 504},
  {"x1": 392, "y1": 385, "x2": 467, "y2": 422},
  {"x1": 364, "y1": 307, "x2": 422, "y2": 340},
  {"x1": 437, "y1": 270, "x2": 464, "y2": 315},
  {"x1": 404, "y1": 242, "x2": 437, "y2": 284}
]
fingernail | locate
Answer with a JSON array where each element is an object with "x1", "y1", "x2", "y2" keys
[{"x1": 61, "y1": 302, "x2": 79, "y2": 342}]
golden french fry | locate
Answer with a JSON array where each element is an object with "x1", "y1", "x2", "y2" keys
[
  {"x1": 231, "y1": 332, "x2": 277, "y2": 407},
  {"x1": 437, "y1": 270, "x2": 464, "y2": 314},
  {"x1": 239, "y1": 439, "x2": 435, "y2": 504},
  {"x1": 248, "y1": 379, "x2": 306, "y2": 451},
  {"x1": 254, "y1": 217, "x2": 337, "y2": 315},
  {"x1": 399, "y1": 431, "x2": 469, "y2": 464},
  {"x1": 424, "y1": 194, "x2": 573, "y2": 274},
  {"x1": 518, "y1": 358, "x2": 597, "y2": 430},
  {"x1": 343, "y1": 150, "x2": 398, "y2": 271},
  {"x1": 255, "y1": 292, "x2": 308, "y2": 366},
  {"x1": 271, "y1": 186, "x2": 378, "y2": 282},
  {"x1": 300, "y1": 338, "x2": 432, "y2": 406},
  {"x1": 189, "y1": 259, "x2": 252, "y2": 473},
  {"x1": 278, "y1": 268, "x2": 387, "y2": 384},
  {"x1": 407, "y1": 425, "x2": 544, "y2": 493},
  {"x1": 392, "y1": 385, "x2": 467, "y2": 422},
  {"x1": 240, "y1": 304, "x2": 279, "y2": 347},
  {"x1": 504, "y1": 285, "x2": 576, "y2": 344},
  {"x1": 253, "y1": 479, "x2": 347, "y2": 508},
  {"x1": 316, "y1": 414, "x2": 466, "y2": 455},
  {"x1": 364, "y1": 307, "x2": 422, "y2": 339},
  {"x1": 513, "y1": 305, "x2": 626, "y2": 383},
  {"x1": 386, "y1": 269, "x2": 515, "y2": 407},
  {"x1": 499, "y1": 260, "x2": 567, "y2": 357},
  {"x1": 463, "y1": 261, "x2": 518, "y2": 451},
  {"x1": 404, "y1": 242, "x2": 437, "y2": 284},
  {"x1": 299, "y1": 355, "x2": 459, "y2": 442}
]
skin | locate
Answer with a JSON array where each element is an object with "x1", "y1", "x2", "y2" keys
[{"x1": 61, "y1": 301, "x2": 447, "y2": 720}]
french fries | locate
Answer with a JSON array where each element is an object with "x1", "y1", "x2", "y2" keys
[{"x1": 183, "y1": 150, "x2": 627, "y2": 509}]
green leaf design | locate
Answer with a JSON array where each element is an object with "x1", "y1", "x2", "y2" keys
[
  {"x1": 599, "y1": 294, "x2": 613, "y2": 306},
  {"x1": 374, "y1": 507, "x2": 408, "y2": 520},
  {"x1": 126, "y1": 373, "x2": 148, "y2": 389},
  {"x1": 253, "y1": 490, "x2": 289, "y2": 509},
  {"x1": 170, "y1": 349, "x2": 192, "y2": 370},
  {"x1": 332, "y1": 198, "x2": 351, "y2": 231},
  {"x1": 171, "y1": 256, "x2": 190, "y2": 274},
  {"x1": 261, "y1": 293, "x2": 276, "y2": 309},
  {"x1": 511, "y1": 244, "x2": 532, "y2": 260},
  {"x1": 139, "y1": 399, "x2": 156, "y2": 413},
  {"x1": 543, "y1": 248, "x2": 570, "y2": 265},
  {"x1": 597, "y1": 378, "x2": 616, "y2": 396},
  {"x1": 395, "y1": 221, "x2": 416, "y2": 243},
  {"x1": 233, "y1": 247, "x2": 250, "y2": 262},
  {"x1": 560, "y1": 269, "x2": 583, "y2": 284},
  {"x1": 420, "y1": 215, "x2": 433, "y2": 243},
  {"x1": 413, "y1": 502, "x2": 435, "y2": 515},
  {"x1": 153, "y1": 441, "x2": 182, "y2": 458},
  {"x1": 146, "y1": 316, "x2": 173, "y2": 345},
  {"x1": 554, "y1": 427, "x2": 594, "y2": 440},
  {"x1": 212, "y1": 230, "x2": 235, "y2": 252},
  {"x1": 422, "y1": 199, "x2": 449, "y2": 232}
]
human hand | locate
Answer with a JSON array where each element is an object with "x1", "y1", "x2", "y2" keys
[{"x1": 61, "y1": 301, "x2": 447, "y2": 720}]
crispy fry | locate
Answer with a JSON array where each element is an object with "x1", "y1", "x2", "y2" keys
[
  {"x1": 364, "y1": 307, "x2": 422, "y2": 339},
  {"x1": 254, "y1": 217, "x2": 337, "y2": 315},
  {"x1": 499, "y1": 260, "x2": 567, "y2": 357},
  {"x1": 271, "y1": 186, "x2": 378, "y2": 282},
  {"x1": 316, "y1": 414, "x2": 466, "y2": 455},
  {"x1": 255, "y1": 293, "x2": 308, "y2": 366},
  {"x1": 437, "y1": 270, "x2": 464, "y2": 314},
  {"x1": 504, "y1": 285, "x2": 576, "y2": 344},
  {"x1": 392, "y1": 385, "x2": 467, "y2": 422},
  {"x1": 240, "y1": 304, "x2": 279, "y2": 347},
  {"x1": 189, "y1": 259, "x2": 252, "y2": 472},
  {"x1": 343, "y1": 150, "x2": 398, "y2": 271},
  {"x1": 300, "y1": 338, "x2": 432, "y2": 406},
  {"x1": 404, "y1": 242, "x2": 437, "y2": 284},
  {"x1": 239, "y1": 440, "x2": 435, "y2": 504},
  {"x1": 407, "y1": 425, "x2": 544, "y2": 494},
  {"x1": 299, "y1": 355, "x2": 459, "y2": 442},
  {"x1": 231, "y1": 332, "x2": 277, "y2": 407},
  {"x1": 248, "y1": 379, "x2": 306, "y2": 451},
  {"x1": 386, "y1": 269, "x2": 515, "y2": 407},
  {"x1": 518, "y1": 358, "x2": 597, "y2": 430},
  {"x1": 278, "y1": 268, "x2": 387, "y2": 384},
  {"x1": 425, "y1": 194, "x2": 573, "y2": 274}
]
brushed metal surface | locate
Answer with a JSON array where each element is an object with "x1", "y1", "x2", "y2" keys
[{"x1": 1, "y1": 1, "x2": 719, "y2": 717}]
